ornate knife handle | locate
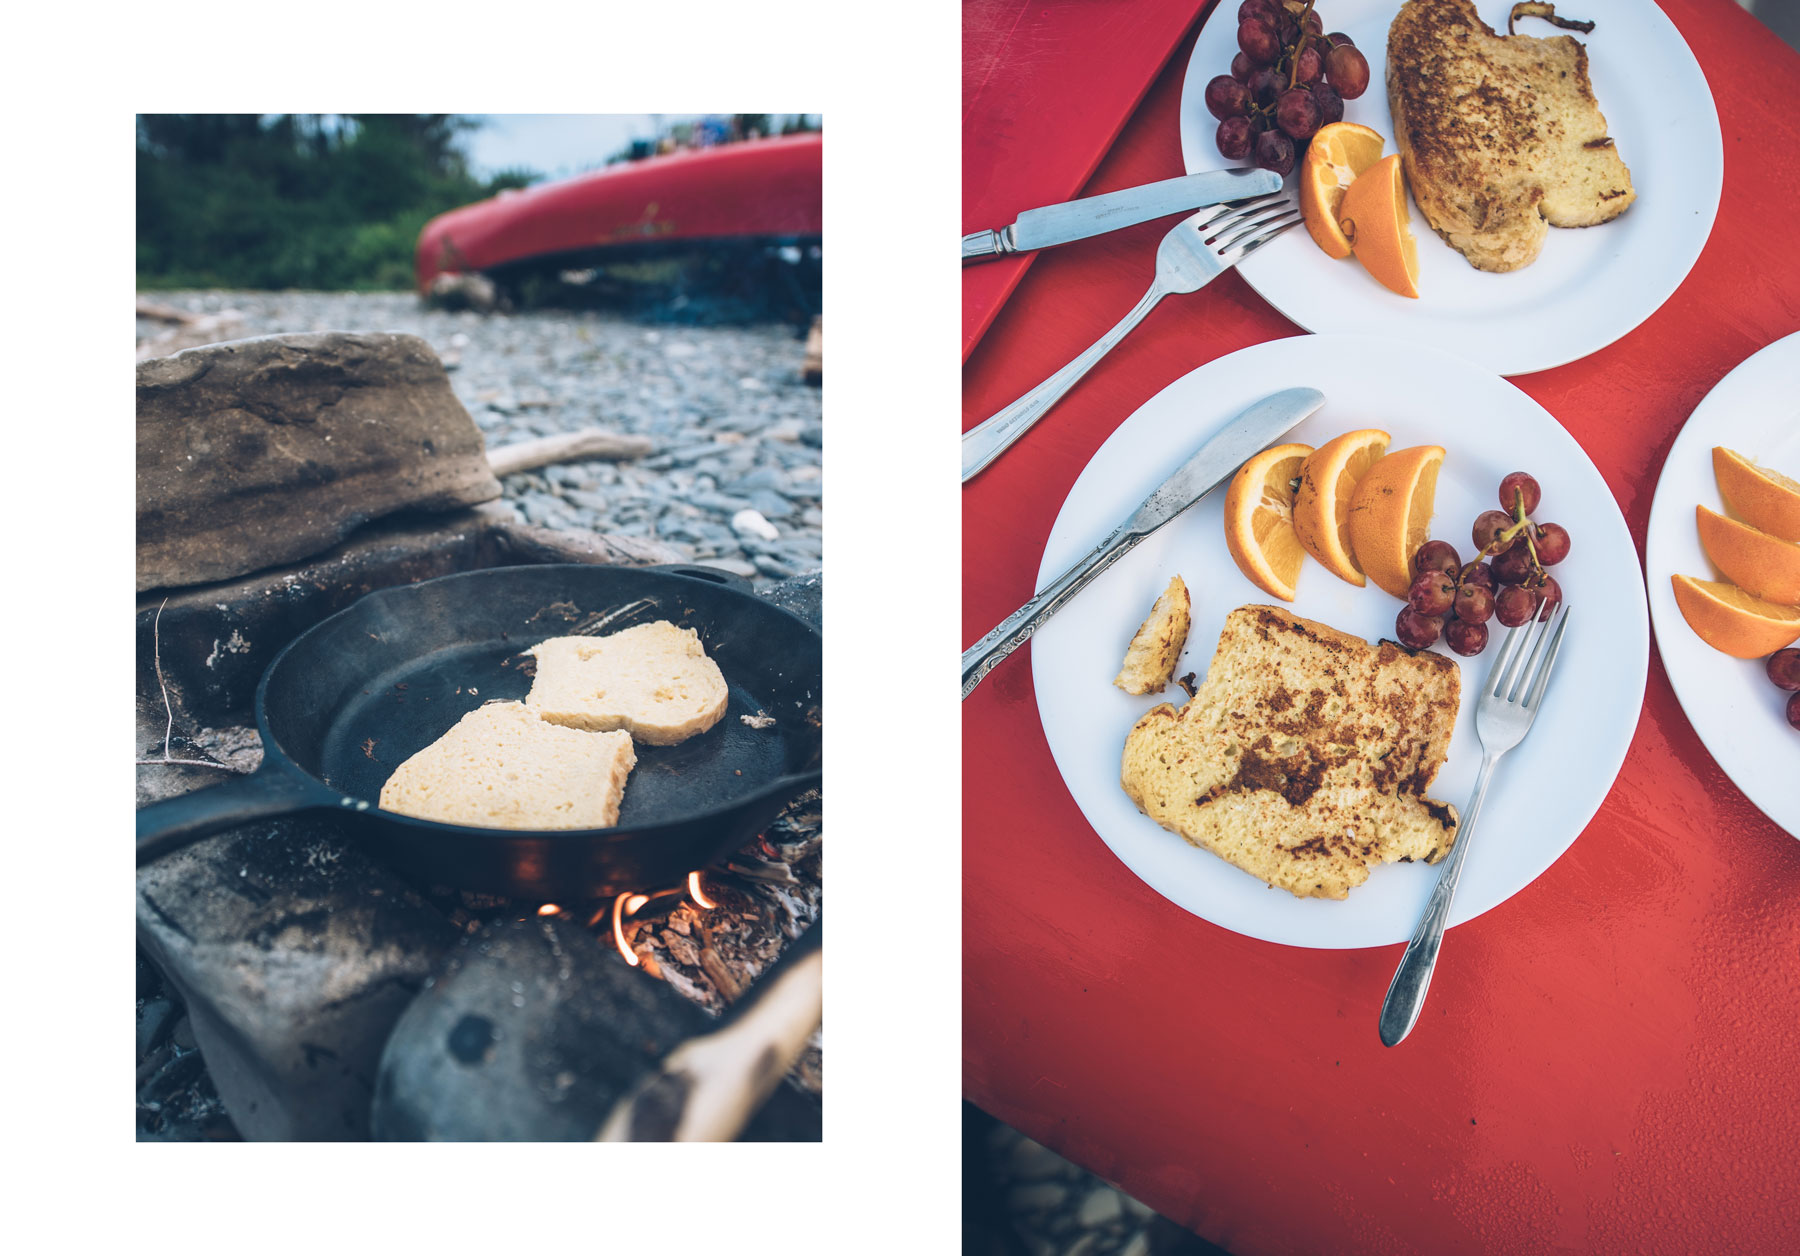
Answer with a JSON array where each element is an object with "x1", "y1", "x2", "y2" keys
[
  {"x1": 962, "y1": 522, "x2": 1146, "y2": 699},
  {"x1": 962, "y1": 226, "x2": 1018, "y2": 262}
]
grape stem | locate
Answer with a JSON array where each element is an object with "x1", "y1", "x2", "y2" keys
[{"x1": 1288, "y1": 0, "x2": 1318, "y2": 92}]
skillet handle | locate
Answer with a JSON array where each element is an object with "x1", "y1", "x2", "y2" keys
[
  {"x1": 136, "y1": 765, "x2": 321, "y2": 866},
  {"x1": 643, "y1": 563, "x2": 755, "y2": 594}
]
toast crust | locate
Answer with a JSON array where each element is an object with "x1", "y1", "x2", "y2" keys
[
  {"x1": 1387, "y1": 0, "x2": 1635, "y2": 272},
  {"x1": 1120, "y1": 605, "x2": 1461, "y2": 899}
]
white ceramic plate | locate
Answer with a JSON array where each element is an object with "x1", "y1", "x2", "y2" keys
[
  {"x1": 1643, "y1": 331, "x2": 1800, "y2": 837},
  {"x1": 1178, "y1": 0, "x2": 1721, "y2": 377},
  {"x1": 1032, "y1": 334, "x2": 1647, "y2": 948}
]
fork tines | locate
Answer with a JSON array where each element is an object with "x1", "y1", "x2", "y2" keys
[{"x1": 1488, "y1": 603, "x2": 1571, "y2": 708}]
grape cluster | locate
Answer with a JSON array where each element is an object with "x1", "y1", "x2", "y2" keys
[
  {"x1": 1394, "y1": 472, "x2": 1570, "y2": 657},
  {"x1": 1766, "y1": 648, "x2": 1800, "y2": 731},
  {"x1": 1205, "y1": 0, "x2": 1370, "y2": 175}
]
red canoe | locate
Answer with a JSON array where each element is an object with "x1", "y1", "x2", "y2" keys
[{"x1": 415, "y1": 131, "x2": 822, "y2": 293}]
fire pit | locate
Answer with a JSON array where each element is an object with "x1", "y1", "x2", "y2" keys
[{"x1": 135, "y1": 512, "x2": 821, "y2": 1141}]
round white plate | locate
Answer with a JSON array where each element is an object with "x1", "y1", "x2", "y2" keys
[
  {"x1": 1178, "y1": 0, "x2": 1721, "y2": 377},
  {"x1": 1644, "y1": 331, "x2": 1800, "y2": 837},
  {"x1": 1032, "y1": 334, "x2": 1647, "y2": 948}
]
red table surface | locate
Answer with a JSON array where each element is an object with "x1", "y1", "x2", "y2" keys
[{"x1": 962, "y1": 2, "x2": 1800, "y2": 1252}]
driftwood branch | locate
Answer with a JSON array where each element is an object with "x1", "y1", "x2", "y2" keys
[
  {"x1": 135, "y1": 597, "x2": 244, "y2": 772},
  {"x1": 487, "y1": 428, "x2": 654, "y2": 477}
]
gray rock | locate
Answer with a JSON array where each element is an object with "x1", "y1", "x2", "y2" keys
[
  {"x1": 372, "y1": 918, "x2": 710, "y2": 1141},
  {"x1": 135, "y1": 818, "x2": 461, "y2": 1140},
  {"x1": 137, "y1": 332, "x2": 500, "y2": 591}
]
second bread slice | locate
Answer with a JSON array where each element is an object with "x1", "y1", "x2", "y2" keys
[{"x1": 526, "y1": 620, "x2": 729, "y2": 745}]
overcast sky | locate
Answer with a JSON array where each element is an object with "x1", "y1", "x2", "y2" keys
[{"x1": 461, "y1": 114, "x2": 700, "y2": 181}]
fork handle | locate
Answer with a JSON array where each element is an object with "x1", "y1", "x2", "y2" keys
[
  {"x1": 1379, "y1": 751, "x2": 1500, "y2": 1047},
  {"x1": 961, "y1": 279, "x2": 1170, "y2": 483}
]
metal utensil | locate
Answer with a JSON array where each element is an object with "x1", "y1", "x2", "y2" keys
[
  {"x1": 961, "y1": 168, "x2": 1282, "y2": 262},
  {"x1": 1379, "y1": 605, "x2": 1573, "y2": 1046},
  {"x1": 961, "y1": 387, "x2": 1325, "y2": 699},
  {"x1": 961, "y1": 191, "x2": 1301, "y2": 484}
]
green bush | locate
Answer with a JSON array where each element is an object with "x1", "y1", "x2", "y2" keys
[{"x1": 136, "y1": 114, "x2": 533, "y2": 291}]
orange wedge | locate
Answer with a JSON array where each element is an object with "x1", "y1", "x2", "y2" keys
[
  {"x1": 1223, "y1": 442, "x2": 1314, "y2": 602},
  {"x1": 1338, "y1": 153, "x2": 1420, "y2": 298},
  {"x1": 1671, "y1": 575, "x2": 1800, "y2": 659},
  {"x1": 1714, "y1": 447, "x2": 1800, "y2": 542},
  {"x1": 1299, "y1": 123, "x2": 1386, "y2": 260},
  {"x1": 1345, "y1": 444, "x2": 1445, "y2": 599},
  {"x1": 1697, "y1": 505, "x2": 1800, "y2": 606},
  {"x1": 1293, "y1": 428, "x2": 1392, "y2": 586}
]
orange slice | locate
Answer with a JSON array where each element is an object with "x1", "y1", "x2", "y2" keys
[
  {"x1": 1299, "y1": 123, "x2": 1386, "y2": 260},
  {"x1": 1293, "y1": 428, "x2": 1392, "y2": 586},
  {"x1": 1223, "y1": 442, "x2": 1315, "y2": 602},
  {"x1": 1344, "y1": 444, "x2": 1446, "y2": 599},
  {"x1": 1714, "y1": 447, "x2": 1800, "y2": 543},
  {"x1": 1671, "y1": 575, "x2": 1800, "y2": 659},
  {"x1": 1697, "y1": 505, "x2": 1800, "y2": 606},
  {"x1": 1338, "y1": 153, "x2": 1420, "y2": 298}
]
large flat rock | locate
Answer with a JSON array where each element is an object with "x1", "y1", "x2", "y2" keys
[{"x1": 137, "y1": 332, "x2": 501, "y2": 591}]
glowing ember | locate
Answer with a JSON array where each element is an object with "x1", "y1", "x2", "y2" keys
[
  {"x1": 610, "y1": 893, "x2": 640, "y2": 967},
  {"x1": 688, "y1": 870, "x2": 717, "y2": 909}
]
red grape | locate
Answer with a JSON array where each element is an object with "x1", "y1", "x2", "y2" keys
[
  {"x1": 1534, "y1": 575, "x2": 1563, "y2": 620},
  {"x1": 1254, "y1": 128, "x2": 1296, "y2": 175},
  {"x1": 1495, "y1": 585, "x2": 1538, "y2": 627},
  {"x1": 1248, "y1": 65, "x2": 1284, "y2": 105},
  {"x1": 1461, "y1": 562, "x2": 1496, "y2": 592},
  {"x1": 1498, "y1": 472, "x2": 1541, "y2": 515},
  {"x1": 1534, "y1": 522, "x2": 1571, "y2": 565},
  {"x1": 1231, "y1": 50, "x2": 1255, "y2": 83},
  {"x1": 1446, "y1": 619, "x2": 1490, "y2": 657},
  {"x1": 1409, "y1": 570, "x2": 1456, "y2": 617},
  {"x1": 1396, "y1": 608, "x2": 1444, "y2": 650},
  {"x1": 1293, "y1": 43, "x2": 1324, "y2": 86},
  {"x1": 1311, "y1": 81, "x2": 1345, "y2": 125},
  {"x1": 1326, "y1": 44, "x2": 1370, "y2": 98},
  {"x1": 1472, "y1": 510, "x2": 1513, "y2": 551},
  {"x1": 1787, "y1": 690, "x2": 1800, "y2": 732},
  {"x1": 1216, "y1": 116, "x2": 1255, "y2": 161},
  {"x1": 1206, "y1": 74, "x2": 1253, "y2": 120},
  {"x1": 1275, "y1": 88, "x2": 1322, "y2": 140},
  {"x1": 1414, "y1": 539, "x2": 1461, "y2": 578},
  {"x1": 1769, "y1": 648, "x2": 1800, "y2": 691},
  {"x1": 1239, "y1": 18, "x2": 1282, "y2": 65},
  {"x1": 1455, "y1": 583, "x2": 1495, "y2": 624},
  {"x1": 1493, "y1": 543, "x2": 1535, "y2": 585}
]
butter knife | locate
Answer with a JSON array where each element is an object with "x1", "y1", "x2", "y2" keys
[
  {"x1": 961, "y1": 387, "x2": 1326, "y2": 700},
  {"x1": 961, "y1": 168, "x2": 1282, "y2": 262}
]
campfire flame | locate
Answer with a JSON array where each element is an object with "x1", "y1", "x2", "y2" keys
[{"x1": 607, "y1": 871, "x2": 719, "y2": 965}]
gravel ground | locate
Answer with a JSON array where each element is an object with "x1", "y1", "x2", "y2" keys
[{"x1": 135, "y1": 292, "x2": 822, "y2": 585}]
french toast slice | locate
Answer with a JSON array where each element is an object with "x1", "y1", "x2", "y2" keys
[
  {"x1": 1387, "y1": 0, "x2": 1635, "y2": 272},
  {"x1": 1120, "y1": 605, "x2": 1461, "y2": 900}
]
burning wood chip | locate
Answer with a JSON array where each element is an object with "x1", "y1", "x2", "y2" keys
[{"x1": 741, "y1": 710, "x2": 777, "y2": 729}]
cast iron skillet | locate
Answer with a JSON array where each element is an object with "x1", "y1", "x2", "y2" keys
[{"x1": 136, "y1": 564, "x2": 821, "y2": 897}]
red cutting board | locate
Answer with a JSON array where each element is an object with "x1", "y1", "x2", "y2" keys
[{"x1": 963, "y1": 0, "x2": 1213, "y2": 361}]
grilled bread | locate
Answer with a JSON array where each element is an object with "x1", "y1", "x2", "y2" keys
[
  {"x1": 1387, "y1": 0, "x2": 1635, "y2": 272},
  {"x1": 1115, "y1": 576, "x2": 1192, "y2": 695},
  {"x1": 379, "y1": 701, "x2": 636, "y2": 830},
  {"x1": 1120, "y1": 605, "x2": 1460, "y2": 900},
  {"x1": 526, "y1": 620, "x2": 728, "y2": 746}
]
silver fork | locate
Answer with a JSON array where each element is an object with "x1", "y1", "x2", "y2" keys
[
  {"x1": 1379, "y1": 604, "x2": 1573, "y2": 1047},
  {"x1": 960, "y1": 191, "x2": 1302, "y2": 483}
]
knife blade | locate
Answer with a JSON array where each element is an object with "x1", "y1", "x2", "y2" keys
[
  {"x1": 962, "y1": 168, "x2": 1282, "y2": 262},
  {"x1": 961, "y1": 387, "x2": 1326, "y2": 699}
]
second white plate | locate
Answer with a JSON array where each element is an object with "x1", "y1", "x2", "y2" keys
[
  {"x1": 1032, "y1": 334, "x2": 1648, "y2": 948},
  {"x1": 1178, "y1": 0, "x2": 1722, "y2": 377}
]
